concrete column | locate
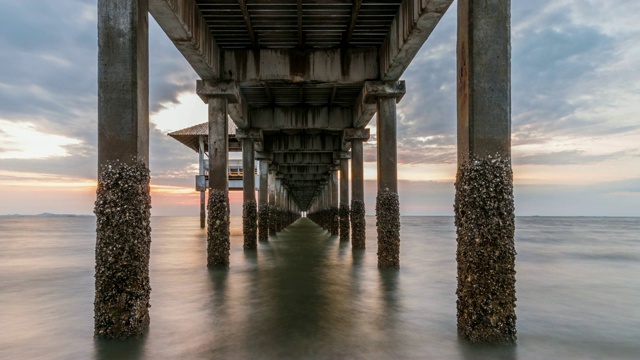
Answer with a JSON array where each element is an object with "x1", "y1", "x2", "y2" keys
[
  {"x1": 330, "y1": 169, "x2": 339, "y2": 235},
  {"x1": 242, "y1": 137, "x2": 257, "y2": 249},
  {"x1": 376, "y1": 97, "x2": 400, "y2": 269},
  {"x1": 339, "y1": 157, "x2": 350, "y2": 242},
  {"x1": 268, "y1": 169, "x2": 277, "y2": 235},
  {"x1": 455, "y1": 0, "x2": 516, "y2": 344},
  {"x1": 275, "y1": 178, "x2": 282, "y2": 232},
  {"x1": 95, "y1": 0, "x2": 150, "y2": 339},
  {"x1": 206, "y1": 97, "x2": 230, "y2": 268},
  {"x1": 198, "y1": 136, "x2": 206, "y2": 228},
  {"x1": 258, "y1": 159, "x2": 269, "y2": 242},
  {"x1": 350, "y1": 138, "x2": 366, "y2": 249}
]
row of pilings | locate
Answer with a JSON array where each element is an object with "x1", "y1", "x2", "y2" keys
[
  {"x1": 307, "y1": 207, "x2": 339, "y2": 235},
  {"x1": 263, "y1": 205, "x2": 299, "y2": 236}
]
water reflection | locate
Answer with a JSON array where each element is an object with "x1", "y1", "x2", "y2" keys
[
  {"x1": 94, "y1": 337, "x2": 146, "y2": 360},
  {"x1": 458, "y1": 340, "x2": 518, "y2": 360}
]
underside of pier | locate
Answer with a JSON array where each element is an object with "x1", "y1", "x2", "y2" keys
[{"x1": 95, "y1": 0, "x2": 516, "y2": 345}]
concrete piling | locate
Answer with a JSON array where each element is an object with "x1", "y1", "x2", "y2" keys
[
  {"x1": 258, "y1": 204, "x2": 269, "y2": 242},
  {"x1": 96, "y1": 0, "x2": 150, "y2": 339},
  {"x1": 241, "y1": 134, "x2": 257, "y2": 249},
  {"x1": 373, "y1": 85, "x2": 404, "y2": 268},
  {"x1": 258, "y1": 159, "x2": 269, "y2": 241},
  {"x1": 350, "y1": 199, "x2": 366, "y2": 249},
  {"x1": 376, "y1": 188, "x2": 400, "y2": 268},
  {"x1": 200, "y1": 87, "x2": 233, "y2": 268},
  {"x1": 350, "y1": 137, "x2": 366, "y2": 249},
  {"x1": 243, "y1": 200, "x2": 258, "y2": 249},
  {"x1": 94, "y1": 159, "x2": 151, "y2": 339},
  {"x1": 454, "y1": 156, "x2": 516, "y2": 343},
  {"x1": 339, "y1": 157, "x2": 350, "y2": 242},
  {"x1": 456, "y1": 0, "x2": 516, "y2": 343},
  {"x1": 207, "y1": 189, "x2": 230, "y2": 268}
]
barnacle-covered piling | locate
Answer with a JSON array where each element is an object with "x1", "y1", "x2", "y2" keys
[
  {"x1": 339, "y1": 204, "x2": 350, "y2": 242},
  {"x1": 268, "y1": 205, "x2": 278, "y2": 235},
  {"x1": 351, "y1": 199, "x2": 366, "y2": 249},
  {"x1": 207, "y1": 189, "x2": 230, "y2": 268},
  {"x1": 94, "y1": 159, "x2": 151, "y2": 339},
  {"x1": 243, "y1": 200, "x2": 257, "y2": 249},
  {"x1": 258, "y1": 204, "x2": 269, "y2": 242},
  {"x1": 454, "y1": 156, "x2": 516, "y2": 344},
  {"x1": 376, "y1": 189, "x2": 400, "y2": 268},
  {"x1": 329, "y1": 207, "x2": 339, "y2": 235}
]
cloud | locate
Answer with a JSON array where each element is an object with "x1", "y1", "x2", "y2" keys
[
  {"x1": 390, "y1": 0, "x2": 640, "y2": 167},
  {"x1": 514, "y1": 150, "x2": 635, "y2": 166},
  {"x1": 0, "y1": 0, "x2": 638, "y2": 217},
  {"x1": 0, "y1": 2, "x2": 203, "y2": 184}
]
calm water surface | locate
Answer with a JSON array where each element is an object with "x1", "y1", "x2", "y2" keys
[{"x1": 0, "y1": 216, "x2": 638, "y2": 360}]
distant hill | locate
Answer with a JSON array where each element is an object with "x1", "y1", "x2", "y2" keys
[{"x1": 0, "y1": 213, "x2": 93, "y2": 218}]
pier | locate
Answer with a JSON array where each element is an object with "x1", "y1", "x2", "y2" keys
[{"x1": 95, "y1": 0, "x2": 515, "y2": 344}]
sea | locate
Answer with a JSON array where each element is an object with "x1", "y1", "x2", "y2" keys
[{"x1": 0, "y1": 216, "x2": 638, "y2": 360}]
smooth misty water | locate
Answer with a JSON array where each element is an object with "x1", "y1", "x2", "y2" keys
[{"x1": 0, "y1": 216, "x2": 638, "y2": 360}]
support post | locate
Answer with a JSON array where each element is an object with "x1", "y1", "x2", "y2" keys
[
  {"x1": 238, "y1": 129, "x2": 261, "y2": 249},
  {"x1": 207, "y1": 97, "x2": 230, "y2": 267},
  {"x1": 345, "y1": 128, "x2": 370, "y2": 249},
  {"x1": 339, "y1": 155, "x2": 350, "y2": 242},
  {"x1": 197, "y1": 80, "x2": 240, "y2": 268},
  {"x1": 258, "y1": 158, "x2": 269, "y2": 242},
  {"x1": 199, "y1": 136, "x2": 206, "y2": 228},
  {"x1": 268, "y1": 167, "x2": 277, "y2": 235},
  {"x1": 330, "y1": 167, "x2": 339, "y2": 235},
  {"x1": 455, "y1": 0, "x2": 516, "y2": 344},
  {"x1": 95, "y1": 0, "x2": 150, "y2": 339},
  {"x1": 375, "y1": 86, "x2": 404, "y2": 269}
]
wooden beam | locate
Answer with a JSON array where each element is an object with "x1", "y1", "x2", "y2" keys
[
  {"x1": 238, "y1": 0, "x2": 257, "y2": 48},
  {"x1": 343, "y1": 0, "x2": 362, "y2": 46}
]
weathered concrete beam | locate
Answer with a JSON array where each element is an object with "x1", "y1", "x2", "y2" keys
[
  {"x1": 272, "y1": 152, "x2": 333, "y2": 165},
  {"x1": 354, "y1": 81, "x2": 405, "y2": 128},
  {"x1": 236, "y1": 128, "x2": 263, "y2": 150},
  {"x1": 343, "y1": 128, "x2": 370, "y2": 141},
  {"x1": 250, "y1": 107, "x2": 353, "y2": 131},
  {"x1": 334, "y1": 151, "x2": 351, "y2": 160},
  {"x1": 278, "y1": 164, "x2": 329, "y2": 174},
  {"x1": 283, "y1": 173, "x2": 330, "y2": 181},
  {"x1": 228, "y1": 94, "x2": 249, "y2": 130},
  {"x1": 197, "y1": 80, "x2": 247, "y2": 129},
  {"x1": 149, "y1": 0, "x2": 220, "y2": 79},
  {"x1": 222, "y1": 48, "x2": 378, "y2": 83},
  {"x1": 196, "y1": 80, "x2": 240, "y2": 104},
  {"x1": 266, "y1": 134, "x2": 341, "y2": 153},
  {"x1": 379, "y1": 0, "x2": 453, "y2": 80}
]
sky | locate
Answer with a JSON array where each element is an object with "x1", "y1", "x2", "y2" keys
[{"x1": 0, "y1": 0, "x2": 638, "y2": 216}]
